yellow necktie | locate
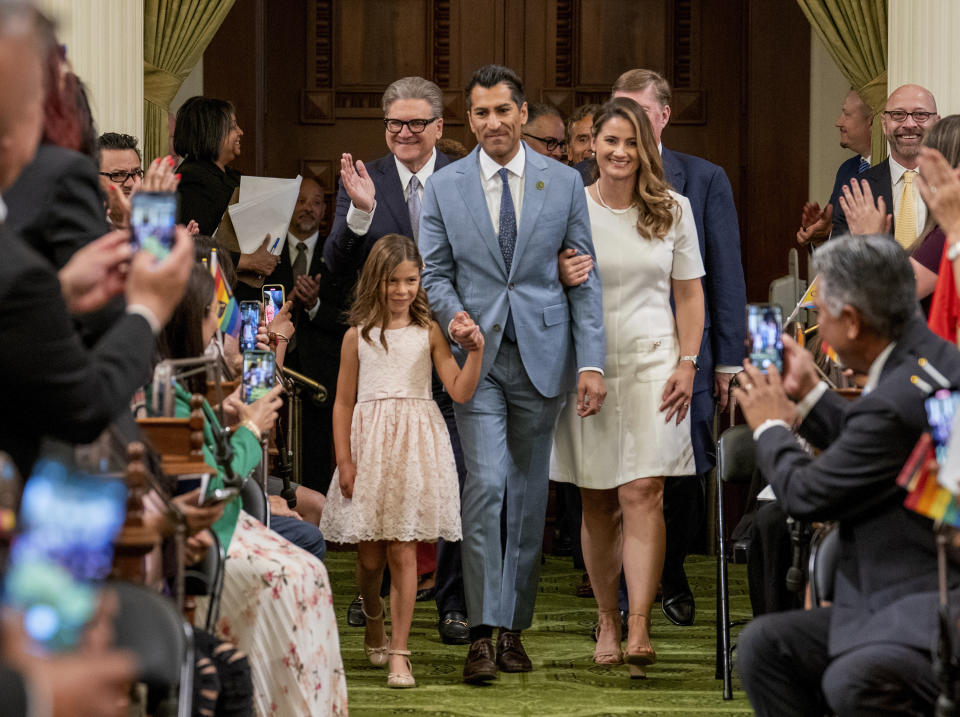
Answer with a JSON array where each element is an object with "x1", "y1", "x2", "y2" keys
[{"x1": 895, "y1": 170, "x2": 917, "y2": 249}]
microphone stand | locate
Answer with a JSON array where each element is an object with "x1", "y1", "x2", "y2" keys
[
  {"x1": 157, "y1": 357, "x2": 242, "y2": 489},
  {"x1": 935, "y1": 522, "x2": 960, "y2": 717}
]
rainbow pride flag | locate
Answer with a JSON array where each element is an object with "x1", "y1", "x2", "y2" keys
[
  {"x1": 821, "y1": 339, "x2": 839, "y2": 364},
  {"x1": 798, "y1": 275, "x2": 819, "y2": 309},
  {"x1": 210, "y1": 249, "x2": 240, "y2": 338},
  {"x1": 897, "y1": 433, "x2": 960, "y2": 527}
]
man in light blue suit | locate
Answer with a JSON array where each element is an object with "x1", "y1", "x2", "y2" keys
[{"x1": 419, "y1": 65, "x2": 606, "y2": 685}]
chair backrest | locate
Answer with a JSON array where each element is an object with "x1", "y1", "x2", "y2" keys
[
  {"x1": 184, "y1": 529, "x2": 223, "y2": 597},
  {"x1": 241, "y1": 477, "x2": 268, "y2": 524},
  {"x1": 110, "y1": 580, "x2": 192, "y2": 685},
  {"x1": 717, "y1": 424, "x2": 757, "y2": 485},
  {"x1": 808, "y1": 522, "x2": 840, "y2": 606}
]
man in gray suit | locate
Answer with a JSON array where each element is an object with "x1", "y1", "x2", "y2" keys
[{"x1": 420, "y1": 64, "x2": 606, "y2": 684}]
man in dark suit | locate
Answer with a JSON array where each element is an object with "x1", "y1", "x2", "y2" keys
[
  {"x1": 735, "y1": 236, "x2": 960, "y2": 716},
  {"x1": 236, "y1": 177, "x2": 351, "y2": 494},
  {"x1": 797, "y1": 89, "x2": 873, "y2": 247},
  {"x1": 323, "y1": 76, "x2": 472, "y2": 644},
  {"x1": 832, "y1": 84, "x2": 939, "y2": 243},
  {"x1": 612, "y1": 69, "x2": 747, "y2": 626}
]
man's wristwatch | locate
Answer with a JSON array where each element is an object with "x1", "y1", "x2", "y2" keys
[{"x1": 679, "y1": 355, "x2": 700, "y2": 370}]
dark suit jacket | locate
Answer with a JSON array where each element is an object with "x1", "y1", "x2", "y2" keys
[
  {"x1": 826, "y1": 154, "x2": 865, "y2": 218},
  {"x1": 236, "y1": 236, "x2": 351, "y2": 392},
  {"x1": 0, "y1": 224, "x2": 155, "y2": 477},
  {"x1": 756, "y1": 317, "x2": 960, "y2": 656},
  {"x1": 3, "y1": 144, "x2": 109, "y2": 269},
  {"x1": 323, "y1": 151, "x2": 453, "y2": 277},
  {"x1": 176, "y1": 158, "x2": 241, "y2": 236},
  {"x1": 832, "y1": 158, "x2": 893, "y2": 238},
  {"x1": 0, "y1": 665, "x2": 27, "y2": 716}
]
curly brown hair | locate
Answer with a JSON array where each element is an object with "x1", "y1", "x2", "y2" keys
[
  {"x1": 592, "y1": 97, "x2": 678, "y2": 240},
  {"x1": 348, "y1": 234, "x2": 432, "y2": 351}
]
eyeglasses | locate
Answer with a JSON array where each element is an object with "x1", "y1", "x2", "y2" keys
[
  {"x1": 882, "y1": 110, "x2": 936, "y2": 124},
  {"x1": 523, "y1": 133, "x2": 566, "y2": 151},
  {"x1": 99, "y1": 169, "x2": 144, "y2": 183},
  {"x1": 383, "y1": 117, "x2": 438, "y2": 134}
]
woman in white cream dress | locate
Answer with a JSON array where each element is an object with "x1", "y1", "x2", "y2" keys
[{"x1": 553, "y1": 97, "x2": 704, "y2": 676}]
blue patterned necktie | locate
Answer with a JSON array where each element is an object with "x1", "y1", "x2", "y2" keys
[
  {"x1": 498, "y1": 168, "x2": 517, "y2": 273},
  {"x1": 407, "y1": 175, "x2": 421, "y2": 241},
  {"x1": 858, "y1": 156, "x2": 870, "y2": 174},
  {"x1": 497, "y1": 167, "x2": 518, "y2": 340}
]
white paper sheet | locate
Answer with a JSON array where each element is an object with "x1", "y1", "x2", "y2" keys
[{"x1": 228, "y1": 175, "x2": 303, "y2": 255}]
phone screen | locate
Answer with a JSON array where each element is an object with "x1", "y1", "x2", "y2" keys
[
  {"x1": 239, "y1": 301, "x2": 262, "y2": 353},
  {"x1": 131, "y1": 192, "x2": 178, "y2": 260},
  {"x1": 747, "y1": 303, "x2": 783, "y2": 373},
  {"x1": 3, "y1": 459, "x2": 127, "y2": 651},
  {"x1": 262, "y1": 286, "x2": 285, "y2": 325},
  {"x1": 925, "y1": 390, "x2": 960, "y2": 464},
  {"x1": 243, "y1": 350, "x2": 276, "y2": 404}
]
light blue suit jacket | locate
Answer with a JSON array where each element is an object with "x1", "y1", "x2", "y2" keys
[{"x1": 420, "y1": 144, "x2": 605, "y2": 398}]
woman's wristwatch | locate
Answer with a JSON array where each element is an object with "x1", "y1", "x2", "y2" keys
[{"x1": 679, "y1": 355, "x2": 700, "y2": 369}]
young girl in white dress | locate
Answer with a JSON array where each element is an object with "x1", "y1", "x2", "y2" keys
[{"x1": 320, "y1": 233, "x2": 484, "y2": 688}]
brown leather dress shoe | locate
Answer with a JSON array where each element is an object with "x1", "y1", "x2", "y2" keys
[
  {"x1": 496, "y1": 630, "x2": 532, "y2": 673},
  {"x1": 462, "y1": 638, "x2": 498, "y2": 684}
]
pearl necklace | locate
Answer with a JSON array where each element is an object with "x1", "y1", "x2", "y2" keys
[{"x1": 594, "y1": 180, "x2": 633, "y2": 214}]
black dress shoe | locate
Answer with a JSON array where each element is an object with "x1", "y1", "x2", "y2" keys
[
  {"x1": 463, "y1": 638, "x2": 498, "y2": 684},
  {"x1": 661, "y1": 589, "x2": 695, "y2": 626},
  {"x1": 416, "y1": 586, "x2": 437, "y2": 602},
  {"x1": 346, "y1": 594, "x2": 366, "y2": 627},
  {"x1": 438, "y1": 610, "x2": 470, "y2": 645},
  {"x1": 496, "y1": 630, "x2": 532, "y2": 673}
]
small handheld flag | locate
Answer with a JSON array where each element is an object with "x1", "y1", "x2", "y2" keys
[{"x1": 210, "y1": 248, "x2": 240, "y2": 338}]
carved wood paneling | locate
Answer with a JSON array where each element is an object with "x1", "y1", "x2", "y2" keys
[
  {"x1": 308, "y1": 0, "x2": 334, "y2": 89},
  {"x1": 576, "y1": 0, "x2": 667, "y2": 88},
  {"x1": 433, "y1": 0, "x2": 452, "y2": 87}
]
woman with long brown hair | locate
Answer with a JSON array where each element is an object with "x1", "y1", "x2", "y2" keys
[{"x1": 553, "y1": 97, "x2": 705, "y2": 677}]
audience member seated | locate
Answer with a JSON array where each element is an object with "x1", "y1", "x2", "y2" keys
[
  {"x1": 152, "y1": 264, "x2": 347, "y2": 715},
  {"x1": 735, "y1": 236, "x2": 960, "y2": 716}
]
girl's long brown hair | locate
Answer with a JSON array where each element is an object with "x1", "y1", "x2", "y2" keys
[
  {"x1": 592, "y1": 97, "x2": 678, "y2": 240},
  {"x1": 348, "y1": 233, "x2": 432, "y2": 351}
]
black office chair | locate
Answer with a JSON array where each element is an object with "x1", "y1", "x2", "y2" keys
[
  {"x1": 807, "y1": 522, "x2": 840, "y2": 606},
  {"x1": 715, "y1": 423, "x2": 757, "y2": 700},
  {"x1": 110, "y1": 580, "x2": 194, "y2": 717},
  {"x1": 184, "y1": 529, "x2": 226, "y2": 632},
  {"x1": 240, "y1": 477, "x2": 269, "y2": 525}
]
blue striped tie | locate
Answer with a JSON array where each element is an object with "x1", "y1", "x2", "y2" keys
[{"x1": 858, "y1": 156, "x2": 870, "y2": 174}]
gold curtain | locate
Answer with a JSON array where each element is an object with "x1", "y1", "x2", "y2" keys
[
  {"x1": 143, "y1": 0, "x2": 237, "y2": 163},
  {"x1": 796, "y1": 0, "x2": 888, "y2": 163}
]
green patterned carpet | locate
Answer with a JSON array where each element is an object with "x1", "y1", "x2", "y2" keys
[{"x1": 326, "y1": 552, "x2": 754, "y2": 716}]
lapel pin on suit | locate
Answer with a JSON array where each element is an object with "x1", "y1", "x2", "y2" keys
[{"x1": 536, "y1": 181, "x2": 545, "y2": 190}]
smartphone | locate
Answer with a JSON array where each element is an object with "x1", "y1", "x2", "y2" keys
[
  {"x1": 242, "y1": 349, "x2": 276, "y2": 404},
  {"x1": 239, "y1": 301, "x2": 262, "y2": 353},
  {"x1": 747, "y1": 303, "x2": 784, "y2": 373},
  {"x1": 262, "y1": 284, "x2": 285, "y2": 325},
  {"x1": 131, "y1": 191, "x2": 178, "y2": 260},
  {"x1": 3, "y1": 459, "x2": 127, "y2": 651},
  {"x1": 925, "y1": 390, "x2": 960, "y2": 465},
  {"x1": 174, "y1": 473, "x2": 210, "y2": 497},
  {"x1": 200, "y1": 486, "x2": 240, "y2": 507}
]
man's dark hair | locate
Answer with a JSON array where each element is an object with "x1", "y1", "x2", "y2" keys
[
  {"x1": 173, "y1": 95, "x2": 235, "y2": 163},
  {"x1": 98, "y1": 132, "x2": 141, "y2": 163},
  {"x1": 566, "y1": 102, "x2": 601, "y2": 137},
  {"x1": 465, "y1": 64, "x2": 525, "y2": 112},
  {"x1": 525, "y1": 102, "x2": 562, "y2": 125}
]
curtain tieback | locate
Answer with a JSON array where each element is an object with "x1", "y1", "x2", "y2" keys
[
  {"x1": 144, "y1": 61, "x2": 188, "y2": 110},
  {"x1": 858, "y1": 71, "x2": 888, "y2": 115}
]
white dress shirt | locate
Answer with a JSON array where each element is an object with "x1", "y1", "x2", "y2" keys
[
  {"x1": 286, "y1": 230, "x2": 321, "y2": 318},
  {"x1": 478, "y1": 144, "x2": 525, "y2": 231},
  {"x1": 346, "y1": 148, "x2": 438, "y2": 236},
  {"x1": 889, "y1": 156, "x2": 927, "y2": 235}
]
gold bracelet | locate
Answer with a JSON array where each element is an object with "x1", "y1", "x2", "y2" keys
[{"x1": 241, "y1": 419, "x2": 262, "y2": 441}]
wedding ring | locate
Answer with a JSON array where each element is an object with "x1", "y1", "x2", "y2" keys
[{"x1": 744, "y1": 383, "x2": 754, "y2": 391}]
